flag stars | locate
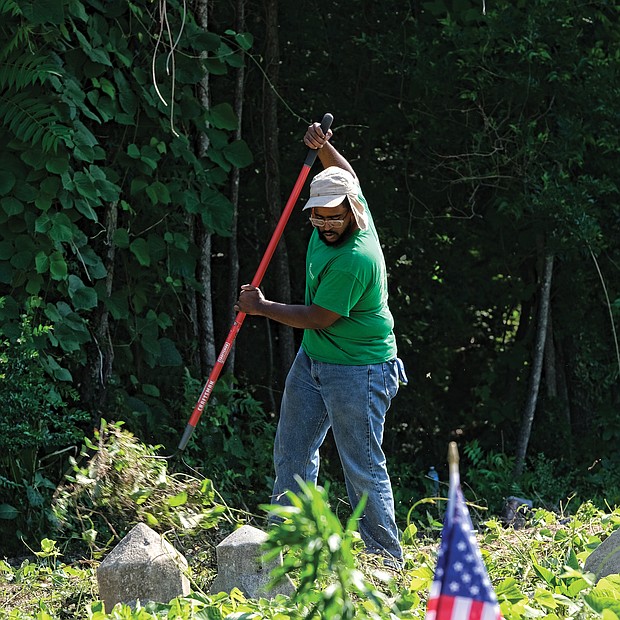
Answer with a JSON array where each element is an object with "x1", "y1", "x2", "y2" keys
[{"x1": 454, "y1": 561, "x2": 464, "y2": 572}]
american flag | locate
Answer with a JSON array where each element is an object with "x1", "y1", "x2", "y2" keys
[{"x1": 425, "y1": 444, "x2": 502, "y2": 620}]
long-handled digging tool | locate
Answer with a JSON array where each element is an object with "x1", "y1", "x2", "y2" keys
[{"x1": 176, "y1": 112, "x2": 333, "y2": 454}]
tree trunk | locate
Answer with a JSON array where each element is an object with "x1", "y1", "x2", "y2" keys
[
  {"x1": 544, "y1": 310, "x2": 557, "y2": 399},
  {"x1": 187, "y1": 215, "x2": 200, "y2": 371},
  {"x1": 226, "y1": 0, "x2": 246, "y2": 375},
  {"x1": 194, "y1": 0, "x2": 216, "y2": 376},
  {"x1": 263, "y1": 0, "x2": 295, "y2": 394},
  {"x1": 513, "y1": 253, "x2": 554, "y2": 477},
  {"x1": 84, "y1": 201, "x2": 117, "y2": 424}
]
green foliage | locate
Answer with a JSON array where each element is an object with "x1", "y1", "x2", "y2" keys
[
  {"x1": 0, "y1": 0, "x2": 253, "y2": 417},
  {"x1": 263, "y1": 481, "x2": 397, "y2": 619},
  {"x1": 1, "y1": 0, "x2": 620, "y2": 593},
  {"x1": 7, "y1": 494, "x2": 620, "y2": 617},
  {"x1": 461, "y1": 440, "x2": 620, "y2": 518},
  {"x1": 0, "y1": 308, "x2": 88, "y2": 452},
  {"x1": 0, "y1": 10, "x2": 71, "y2": 153},
  {"x1": 0, "y1": 538, "x2": 94, "y2": 619},
  {"x1": 462, "y1": 440, "x2": 521, "y2": 513},
  {"x1": 0, "y1": 310, "x2": 89, "y2": 553},
  {"x1": 284, "y1": 0, "x2": 620, "y2": 484},
  {"x1": 51, "y1": 420, "x2": 227, "y2": 556},
  {"x1": 476, "y1": 502, "x2": 620, "y2": 619},
  {"x1": 180, "y1": 372, "x2": 277, "y2": 513}
]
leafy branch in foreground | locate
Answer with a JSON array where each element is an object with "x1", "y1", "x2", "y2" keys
[{"x1": 261, "y1": 479, "x2": 406, "y2": 620}]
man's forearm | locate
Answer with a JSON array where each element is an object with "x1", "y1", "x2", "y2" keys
[
  {"x1": 317, "y1": 141, "x2": 357, "y2": 178},
  {"x1": 252, "y1": 301, "x2": 313, "y2": 329},
  {"x1": 250, "y1": 300, "x2": 339, "y2": 330}
]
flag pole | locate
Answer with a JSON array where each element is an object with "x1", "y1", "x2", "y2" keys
[
  {"x1": 448, "y1": 441, "x2": 459, "y2": 478},
  {"x1": 447, "y1": 441, "x2": 460, "y2": 521}
]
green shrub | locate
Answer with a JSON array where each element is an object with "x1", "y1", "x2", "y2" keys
[
  {"x1": 0, "y1": 308, "x2": 89, "y2": 554},
  {"x1": 180, "y1": 371, "x2": 277, "y2": 513}
]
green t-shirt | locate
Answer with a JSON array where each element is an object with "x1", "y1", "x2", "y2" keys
[{"x1": 301, "y1": 207, "x2": 397, "y2": 365}]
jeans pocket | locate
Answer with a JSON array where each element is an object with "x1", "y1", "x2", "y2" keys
[
  {"x1": 384, "y1": 360, "x2": 400, "y2": 400},
  {"x1": 396, "y1": 357, "x2": 408, "y2": 386}
]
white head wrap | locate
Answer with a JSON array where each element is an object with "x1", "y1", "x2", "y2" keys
[{"x1": 302, "y1": 166, "x2": 369, "y2": 231}]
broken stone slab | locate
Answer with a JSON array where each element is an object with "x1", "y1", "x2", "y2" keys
[
  {"x1": 97, "y1": 522, "x2": 190, "y2": 612},
  {"x1": 500, "y1": 496, "x2": 533, "y2": 530},
  {"x1": 584, "y1": 528, "x2": 620, "y2": 582},
  {"x1": 210, "y1": 524, "x2": 295, "y2": 599}
]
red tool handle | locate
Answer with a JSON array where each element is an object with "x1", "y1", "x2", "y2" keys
[{"x1": 178, "y1": 113, "x2": 334, "y2": 451}]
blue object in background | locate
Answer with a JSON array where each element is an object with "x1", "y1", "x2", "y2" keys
[{"x1": 427, "y1": 466, "x2": 439, "y2": 496}]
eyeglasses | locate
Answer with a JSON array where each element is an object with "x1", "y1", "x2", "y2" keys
[{"x1": 309, "y1": 212, "x2": 349, "y2": 229}]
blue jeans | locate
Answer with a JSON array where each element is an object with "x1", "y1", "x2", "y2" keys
[{"x1": 272, "y1": 348, "x2": 402, "y2": 561}]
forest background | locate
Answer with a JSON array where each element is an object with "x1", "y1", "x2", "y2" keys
[{"x1": 0, "y1": 0, "x2": 619, "y2": 554}]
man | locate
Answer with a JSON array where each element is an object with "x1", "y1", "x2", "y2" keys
[{"x1": 235, "y1": 121, "x2": 404, "y2": 564}]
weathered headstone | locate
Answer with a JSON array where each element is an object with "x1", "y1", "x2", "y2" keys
[
  {"x1": 584, "y1": 529, "x2": 620, "y2": 582},
  {"x1": 210, "y1": 524, "x2": 295, "y2": 599},
  {"x1": 97, "y1": 522, "x2": 190, "y2": 612},
  {"x1": 501, "y1": 496, "x2": 533, "y2": 530}
]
